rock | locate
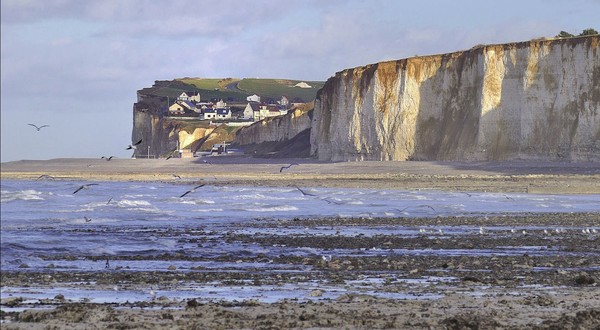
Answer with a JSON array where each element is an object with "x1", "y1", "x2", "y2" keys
[
  {"x1": 309, "y1": 289, "x2": 324, "y2": 297},
  {"x1": 574, "y1": 273, "x2": 596, "y2": 285}
]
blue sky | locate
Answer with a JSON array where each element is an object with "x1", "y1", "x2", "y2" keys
[{"x1": 2, "y1": 0, "x2": 599, "y2": 161}]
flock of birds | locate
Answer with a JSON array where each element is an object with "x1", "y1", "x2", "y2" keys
[
  {"x1": 414, "y1": 225, "x2": 599, "y2": 236},
  {"x1": 50, "y1": 160, "x2": 316, "y2": 225}
]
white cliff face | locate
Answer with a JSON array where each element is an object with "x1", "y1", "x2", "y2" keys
[
  {"x1": 233, "y1": 108, "x2": 312, "y2": 145},
  {"x1": 311, "y1": 36, "x2": 600, "y2": 162}
]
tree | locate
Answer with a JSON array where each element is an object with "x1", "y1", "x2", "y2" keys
[
  {"x1": 556, "y1": 31, "x2": 574, "y2": 38},
  {"x1": 579, "y1": 28, "x2": 599, "y2": 36}
]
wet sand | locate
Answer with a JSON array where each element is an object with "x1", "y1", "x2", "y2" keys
[
  {"x1": 1, "y1": 158, "x2": 600, "y2": 329},
  {"x1": 2, "y1": 157, "x2": 600, "y2": 194}
]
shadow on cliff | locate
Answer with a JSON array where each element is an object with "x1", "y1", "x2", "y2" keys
[
  {"x1": 411, "y1": 51, "x2": 484, "y2": 161},
  {"x1": 195, "y1": 128, "x2": 323, "y2": 165}
]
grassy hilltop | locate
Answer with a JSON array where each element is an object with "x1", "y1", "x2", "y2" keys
[{"x1": 138, "y1": 77, "x2": 325, "y2": 103}]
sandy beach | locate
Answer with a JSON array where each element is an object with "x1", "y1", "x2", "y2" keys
[
  {"x1": 2, "y1": 157, "x2": 600, "y2": 329},
  {"x1": 2, "y1": 157, "x2": 600, "y2": 194}
]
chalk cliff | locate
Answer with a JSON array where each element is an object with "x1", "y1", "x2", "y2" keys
[
  {"x1": 131, "y1": 101, "x2": 214, "y2": 158},
  {"x1": 311, "y1": 36, "x2": 600, "y2": 162},
  {"x1": 233, "y1": 107, "x2": 312, "y2": 145}
]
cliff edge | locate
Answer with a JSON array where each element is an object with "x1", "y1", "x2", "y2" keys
[{"x1": 311, "y1": 36, "x2": 600, "y2": 162}]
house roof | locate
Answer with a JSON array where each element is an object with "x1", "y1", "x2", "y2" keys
[
  {"x1": 179, "y1": 100, "x2": 196, "y2": 109},
  {"x1": 216, "y1": 108, "x2": 230, "y2": 115},
  {"x1": 246, "y1": 102, "x2": 260, "y2": 111}
]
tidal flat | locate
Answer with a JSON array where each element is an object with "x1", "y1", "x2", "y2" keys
[{"x1": 1, "y1": 158, "x2": 599, "y2": 329}]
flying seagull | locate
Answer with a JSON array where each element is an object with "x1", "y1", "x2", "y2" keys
[
  {"x1": 294, "y1": 185, "x2": 317, "y2": 197},
  {"x1": 280, "y1": 163, "x2": 300, "y2": 173},
  {"x1": 106, "y1": 197, "x2": 113, "y2": 205},
  {"x1": 84, "y1": 216, "x2": 92, "y2": 223},
  {"x1": 172, "y1": 174, "x2": 181, "y2": 179},
  {"x1": 101, "y1": 156, "x2": 114, "y2": 161},
  {"x1": 73, "y1": 183, "x2": 99, "y2": 194},
  {"x1": 415, "y1": 204, "x2": 436, "y2": 212},
  {"x1": 126, "y1": 138, "x2": 143, "y2": 150},
  {"x1": 28, "y1": 123, "x2": 49, "y2": 131},
  {"x1": 37, "y1": 174, "x2": 55, "y2": 180},
  {"x1": 179, "y1": 184, "x2": 206, "y2": 198}
]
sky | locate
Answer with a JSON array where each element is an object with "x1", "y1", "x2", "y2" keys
[{"x1": 1, "y1": 0, "x2": 599, "y2": 162}]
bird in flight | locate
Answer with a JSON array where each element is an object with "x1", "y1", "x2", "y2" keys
[
  {"x1": 101, "y1": 156, "x2": 114, "y2": 161},
  {"x1": 126, "y1": 139, "x2": 143, "y2": 150},
  {"x1": 106, "y1": 197, "x2": 113, "y2": 205},
  {"x1": 280, "y1": 163, "x2": 299, "y2": 173},
  {"x1": 73, "y1": 183, "x2": 99, "y2": 194},
  {"x1": 419, "y1": 204, "x2": 436, "y2": 212},
  {"x1": 172, "y1": 174, "x2": 181, "y2": 179},
  {"x1": 294, "y1": 185, "x2": 317, "y2": 197},
  {"x1": 84, "y1": 216, "x2": 92, "y2": 222},
  {"x1": 37, "y1": 174, "x2": 55, "y2": 180},
  {"x1": 28, "y1": 123, "x2": 49, "y2": 131},
  {"x1": 179, "y1": 184, "x2": 206, "y2": 198}
]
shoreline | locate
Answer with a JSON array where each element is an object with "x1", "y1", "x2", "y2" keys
[{"x1": 3, "y1": 157, "x2": 600, "y2": 194}]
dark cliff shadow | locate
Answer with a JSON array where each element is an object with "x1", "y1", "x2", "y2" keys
[{"x1": 412, "y1": 51, "x2": 483, "y2": 161}]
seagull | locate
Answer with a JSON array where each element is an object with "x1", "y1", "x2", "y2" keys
[
  {"x1": 165, "y1": 149, "x2": 178, "y2": 160},
  {"x1": 73, "y1": 183, "x2": 99, "y2": 194},
  {"x1": 172, "y1": 174, "x2": 181, "y2": 179},
  {"x1": 28, "y1": 123, "x2": 49, "y2": 131},
  {"x1": 392, "y1": 206, "x2": 410, "y2": 213},
  {"x1": 180, "y1": 184, "x2": 206, "y2": 198},
  {"x1": 105, "y1": 257, "x2": 110, "y2": 269},
  {"x1": 419, "y1": 204, "x2": 436, "y2": 212},
  {"x1": 280, "y1": 163, "x2": 299, "y2": 173},
  {"x1": 202, "y1": 159, "x2": 212, "y2": 165},
  {"x1": 37, "y1": 174, "x2": 55, "y2": 180},
  {"x1": 294, "y1": 185, "x2": 317, "y2": 197},
  {"x1": 84, "y1": 216, "x2": 92, "y2": 222},
  {"x1": 107, "y1": 197, "x2": 113, "y2": 205},
  {"x1": 126, "y1": 138, "x2": 143, "y2": 150},
  {"x1": 101, "y1": 156, "x2": 114, "y2": 161}
]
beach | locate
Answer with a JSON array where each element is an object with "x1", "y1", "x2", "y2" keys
[
  {"x1": 1, "y1": 157, "x2": 600, "y2": 329},
  {"x1": 2, "y1": 157, "x2": 600, "y2": 193}
]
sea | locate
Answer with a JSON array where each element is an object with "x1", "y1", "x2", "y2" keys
[{"x1": 1, "y1": 179, "x2": 600, "y2": 306}]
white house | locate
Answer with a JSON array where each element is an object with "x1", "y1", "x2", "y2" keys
[
  {"x1": 279, "y1": 96, "x2": 289, "y2": 107},
  {"x1": 177, "y1": 91, "x2": 201, "y2": 102},
  {"x1": 243, "y1": 102, "x2": 260, "y2": 120},
  {"x1": 216, "y1": 108, "x2": 232, "y2": 120},
  {"x1": 246, "y1": 94, "x2": 261, "y2": 103},
  {"x1": 215, "y1": 99, "x2": 227, "y2": 108},
  {"x1": 202, "y1": 108, "x2": 217, "y2": 120}
]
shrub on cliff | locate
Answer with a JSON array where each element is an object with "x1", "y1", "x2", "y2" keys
[{"x1": 556, "y1": 28, "x2": 598, "y2": 38}]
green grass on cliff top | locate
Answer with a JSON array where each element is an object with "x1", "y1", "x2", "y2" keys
[{"x1": 141, "y1": 77, "x2": 324, "y2": 103}]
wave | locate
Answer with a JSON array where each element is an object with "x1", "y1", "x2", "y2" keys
[
  {"x1": 1, "y1": 189, "x2": 45, "y2": 202},
  {"x1": 244, "y1": 205, "x2": 299, "y2": 212}
]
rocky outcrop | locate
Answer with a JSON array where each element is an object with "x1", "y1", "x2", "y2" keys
[
  {"x1": 311, "y1": 36, "x2": 600, "y2": 162},
  {"x1": 131, "y1": 101, "x2": 214, "y2": 158}
]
